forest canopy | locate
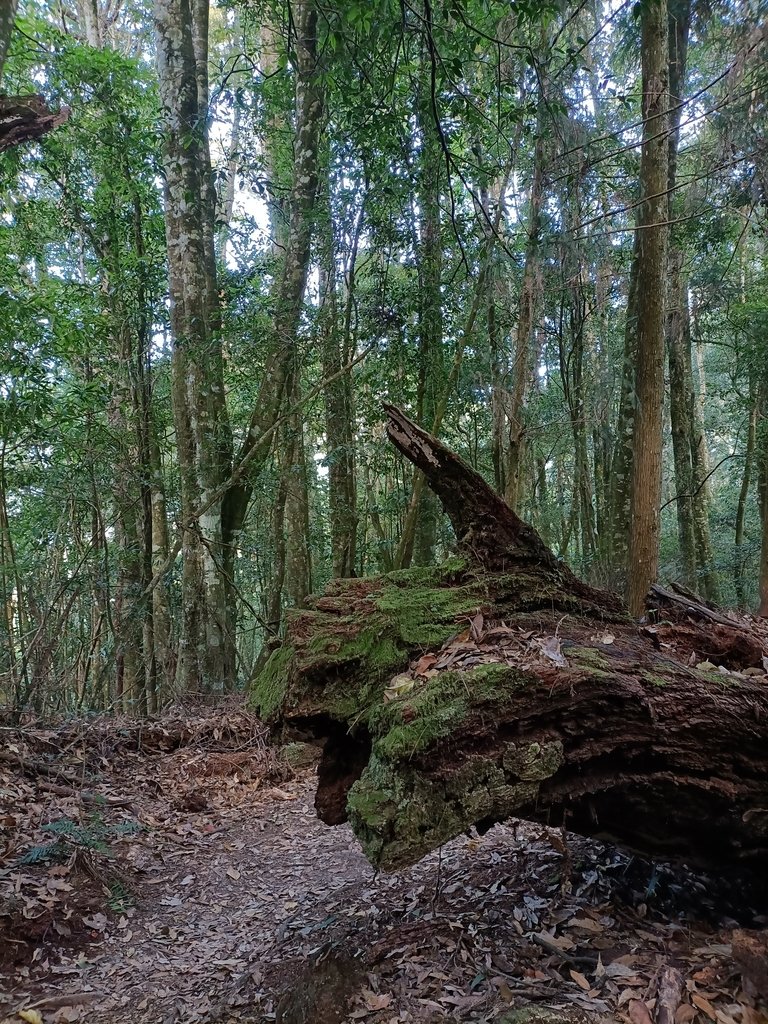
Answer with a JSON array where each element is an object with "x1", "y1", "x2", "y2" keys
[{"x1": 0, "y1": 0, "x2": 766, "y2": 713}]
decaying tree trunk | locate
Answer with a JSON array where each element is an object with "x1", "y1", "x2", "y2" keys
[{"x1": 252, "y1": 406, "x2": 768, "y2": 898}]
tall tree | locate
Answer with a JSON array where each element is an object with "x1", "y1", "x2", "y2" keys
[
  {"x1": 221, "y1": 0, "x2": 324, "y2": 638},
  {"x1": 626, "y1": 0, "x2": 670, "y2": 617},
  {"x1": 155, "y1": 0, "x2": 234, "y2": 692}
]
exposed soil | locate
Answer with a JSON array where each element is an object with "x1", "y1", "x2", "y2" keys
[{"x1": 1, "y1": 704, "x2": 767, "y2": 1024}]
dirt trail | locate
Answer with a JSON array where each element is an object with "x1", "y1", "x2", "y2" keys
[{"x1": 1, "y1": 716, "x2": 765, "y2": 1024}]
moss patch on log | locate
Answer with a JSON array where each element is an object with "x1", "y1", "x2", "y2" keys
[
  {"x1": 370, "y1": 663, "x2": 527, "y2": 760},
  {"x1": 252, "y1": 644, "x2": 296, "y2": 721},
  {"x1": 347, "y1": 748, "x2": 545, "y2": 870},
  {"x1": 251, "y1": 560, "x2": 497, "y2": 725},
  {"x1": 346, "y1": 663, "x2": 564, "y2": 870}
]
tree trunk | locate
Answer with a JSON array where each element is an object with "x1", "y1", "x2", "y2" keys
[
  {"x1": 253, "y1": 407, "x2": 768, "y2": 898},
  {"x1": 667, "y1": 248, "x2": 697, "y2": 587},
  {"x1": 413, "y1": 59, "x2": 445, "y2": 567},
  {"x1": 735, "y1": 394, "x2": 757, "y2": 610},
  {"x1": 155, "y1": 0, "x2": 234, "y2": 693},
  {"x1": 284, "y1": 374, "x2": 313, "y2": 607},
  {"x1": 664, "y1": 0, "x2": 699, "y2": 591},
  {"x1": 504, "y1": 105, "x2": 544, "y2": 514},
  {"x1": 608, "y1": 232, "x2": 640, "y2": 581},
  {"x1": 320, "y1": 220, "x2": 358, "y2": 579},
  {"x1": 221, "y1": 0, "x2": 324, "y2": 582},
  {"x1": 691, "y1": 336, "x2": 720, "y2": 603},
  {"x1": 757, "y1": 379, "x2": 768, "y2": 617},
  {"x1": 0, "y1": 0, "x2": 18, "y2": 81},
  {"x1": 625, "y1": 0, "x2": 669, "y2": 617}
]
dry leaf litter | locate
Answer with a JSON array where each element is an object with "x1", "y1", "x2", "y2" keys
[{"x1": 0, "y1": 698, "x2": 766, "y2": 1024}]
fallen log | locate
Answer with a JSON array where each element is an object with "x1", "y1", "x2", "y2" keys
[{"x1": 252, "y1": 406, "x2": 768, "y2": 897}]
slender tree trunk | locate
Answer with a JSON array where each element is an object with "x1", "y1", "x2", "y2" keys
[
  {"x1": 758, "y1": 378, "x2": 768, "y2": 616},
  {"x1": 0, "y1": 460, "x2": 27, "y2": 706},
  {"x1": 217, "y1": 102, "x2": 241, "y2": 256},
  {"x1": 626, "y1": 0, "x2": 669, "y2": 617},
  {"x1": 735, "y1": 394, "x2": 757, "y2": 610},
  {"x1": 76, "y1": 0, "x2": 103, "y2": 46},
  {"x1": 691, "y1": 335, "x2": 720, "y2": 602},
  {"x1": 149, "y1": 431, "x2": 174, "y2": 697},
  {"x1": 284, "y1": 371, "x2": 313, "y2": 606},
  {"x1": 665, "y1": 0, "x2": 697, "y2": 589},
  {"x1": 108, "y1": 319, "x2": 148, "y2": 714},
  {"x1": 320, "y1": 241, "x2": 358, "y2": 578},
  {"x1": 222, "y1": 0, "x2": 324, "y2": 577},
  {"x1": 504, "y1": 105, "x2": 545, "y2": 513},
  {"x1": 667, "y1": 248, "x2": 697, "y2": 586},
  {"x1": 155, "y1": 0, "x2": 234, "y2": 693},
  {"x1": 609, "y1": 231, "x2": 640, "y2": 581},
  {"x1": 413, "y1": 62, "x2": 444, "y2": 566},
  {"x1": 0, "y1": 0, "x2": 18, "y2": 81}
]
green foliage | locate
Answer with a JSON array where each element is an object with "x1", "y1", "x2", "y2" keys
[
  {"x1": 1, "y1": 0, "x2": 766, "y2": 711},
  {"x1": 14, "y1": 814, "x2": 143, "y2": 867}
]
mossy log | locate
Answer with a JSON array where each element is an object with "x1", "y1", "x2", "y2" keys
[{"x1": 252, "y1": 406, "x2": 768, "y2": 894}]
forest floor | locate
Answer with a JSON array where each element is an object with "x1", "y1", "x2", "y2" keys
[{"x1": 0, "y1": 700, "x2": 766, "y2": 1024}]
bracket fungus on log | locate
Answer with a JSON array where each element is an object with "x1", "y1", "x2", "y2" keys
[{"x1": 251, "y1": 405, "x2": 768, "y2": 898}]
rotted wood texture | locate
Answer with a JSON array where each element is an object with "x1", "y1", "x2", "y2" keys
[{"x1": 252, "y1": 406, "x2": 768, "y2": 899}]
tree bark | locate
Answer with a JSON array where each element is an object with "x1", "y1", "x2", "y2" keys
[
  {"x1": 626, "y1": 0, "x2": 669, "y2": 617},
  {"x1": 735, "y1": 393, "x2": 757, "y2": 610},
  {"x1": 757, "y1": 379, "x2": 768, "y2": 617},
  {"x1": 608, "y1": 231, "x2": 640, "y2": 580},
  {"x1": 155, "y1": 0, "x2": 234, "y2": 693},
  {"x1": 691, "y1": 336, "x2": 720, "y2": 603},
  {"x1": 665, "y1": 0, "x2": 698, "y2": 592},
  {"x1": 504, "y1": 102, "x2": 545, "y2": 514},
  {"x1": 0, "y1": 0, "x2": 18, "y2": 81},
  {"x1": 221, "y1": 0, "x2": 324, "y2": 584},
  {"x1": 667, "y1": 248, "x2": 697, "y2": 587},
  {"x1": 320, "y1": 209, "x2": 358, "y2": 579},
  {"x1": 413, "y1": 56, "x2": 445, "y2": 567}
]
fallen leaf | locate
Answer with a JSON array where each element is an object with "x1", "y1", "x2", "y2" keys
[
  {"x1": 675, "y1": 1006, "x2": 697, "y2": 1024},
  {"x1": 470, "y1": 611, "x2": 485, "y2": 641},
  {"x1": 413, "y1": 654, "x2": 437, "y2": 676},
  {"x1": 569, "y1": 915, "x2": 604, "y2": 933},
  {"x1": 496, "y1": 980, "x2": 514, "y2": 1003},
  {"x1": 628, "y1": 999, "x2": 654, "y2": 1024},
  {"x1": 569, "y1": 970, "x2": 591, "y2": 991},
  {"x1": 18, "y1": 1011, "x2": 44, "y2": 1024},
  {"x1": 81, "y1": 913, "x2": 107, "y2": 932},
  {"x1": 362, "y1": 990, "x2": 392, "y2": 1011},
  {"x1": 537, "y1": 635, "x2": 569, "y2": 667},
  {"x1": 384, "y1": 673, "x2": 415, "y2": 702},
  {"x1": 692, "y1": 994, "x2": 717, "y2": 1020}
]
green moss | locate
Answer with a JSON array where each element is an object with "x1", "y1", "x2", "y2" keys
[
  {"x1": 370, "y1": 663, "x2": 528, "y2": 761},
  {"x1": 642, "y1": 671, "x2": 669, "y2": 688},
  {"x1": 374, "y1": 576, "x2": 481, "y2": 647},
  {"x1": 347, "y1": 752, "x2": 540, "y2": 870},
  {"x1": 251, "y1": 645, "x2": 295, "y2": 721},
  {"x1": 382, "y1": 557, "x2": 467, "y2": 587},
  {"x1": 251, "y1": 557, "x2": 604, "y2": 734},
  {"x1": 564, "y1": 645, "x2": 613, "y2": 675}
]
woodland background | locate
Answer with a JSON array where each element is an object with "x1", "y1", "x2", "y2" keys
[{"x1": 0, "y1": 0, "x2": 766, "y2": 713}]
